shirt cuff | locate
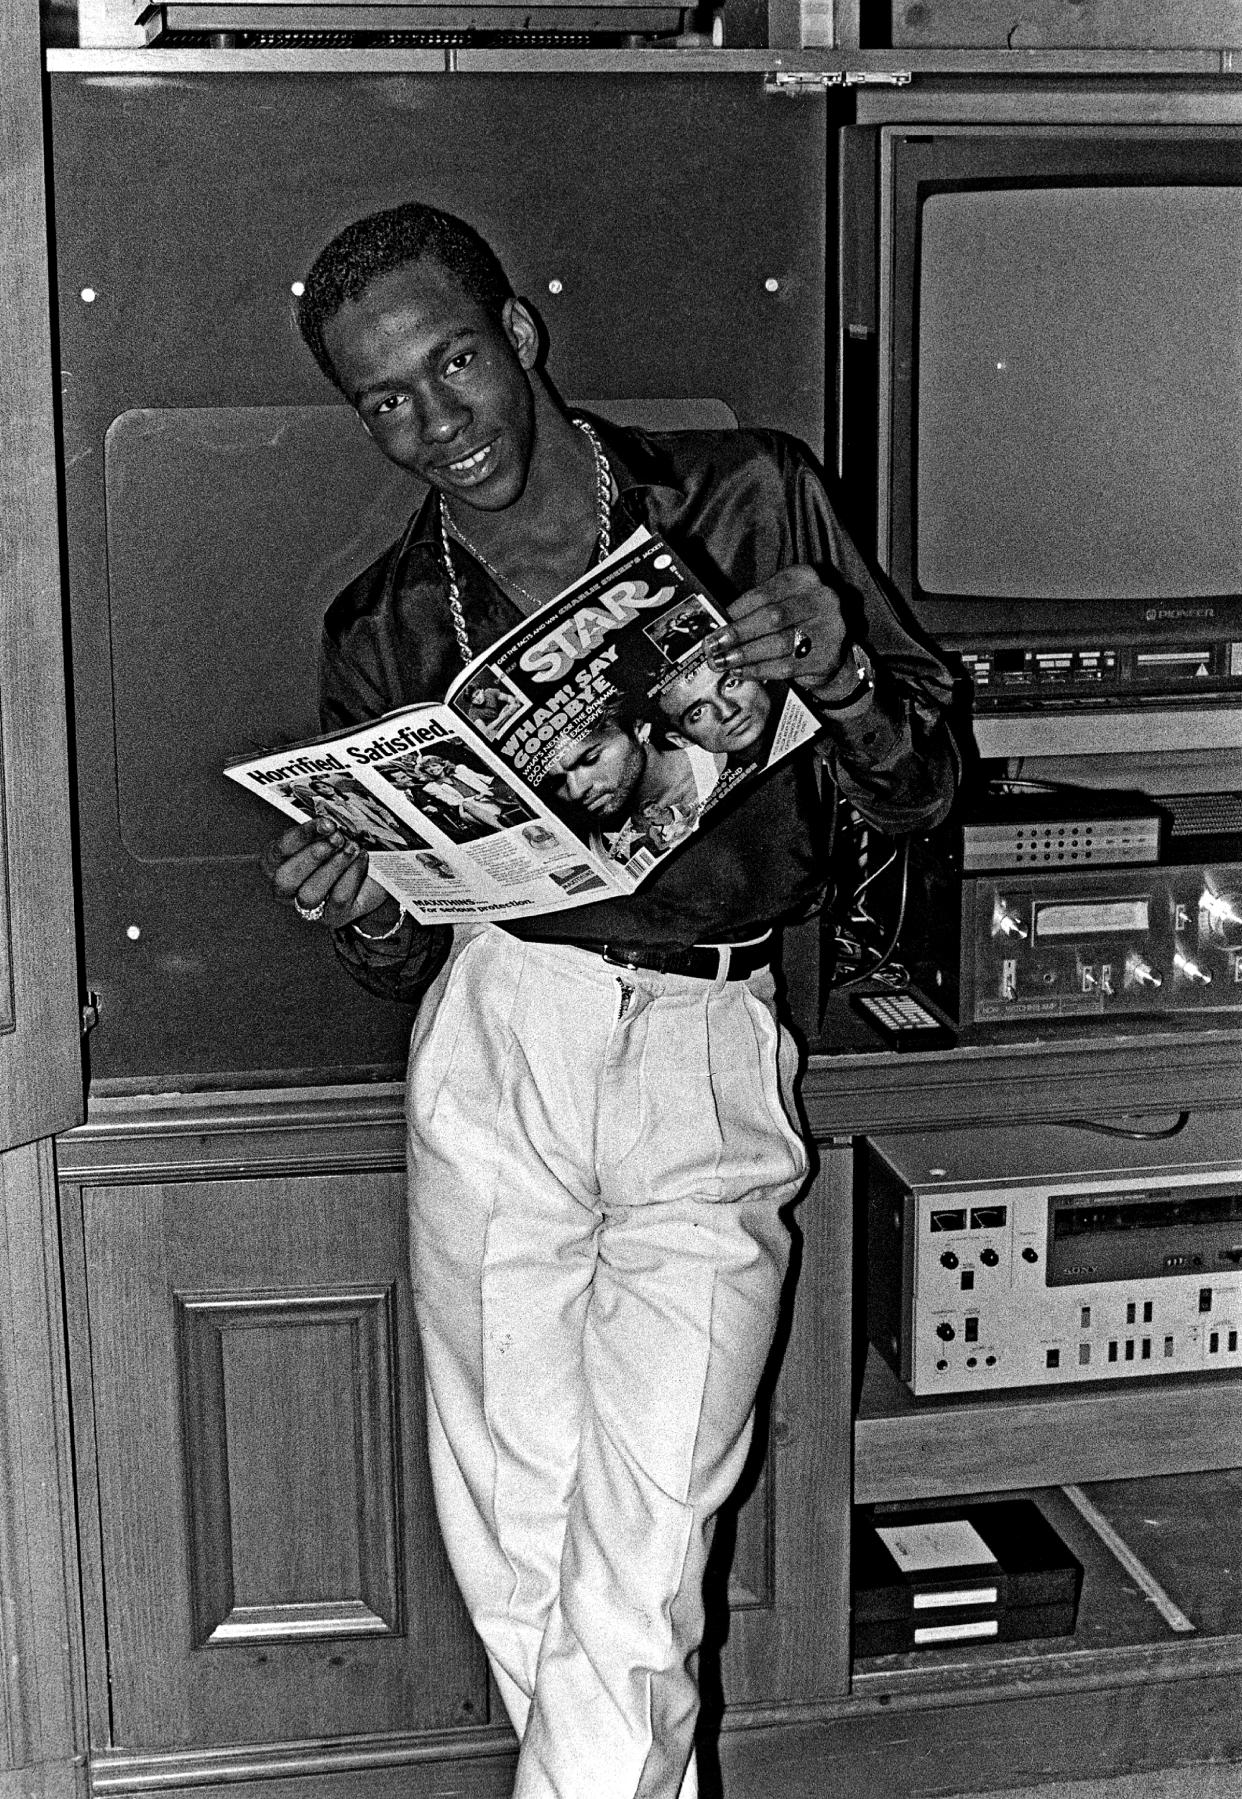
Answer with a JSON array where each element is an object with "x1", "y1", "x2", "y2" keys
[{"x1": 331, "y1": 915, "x2": 453, "y2": 1007}]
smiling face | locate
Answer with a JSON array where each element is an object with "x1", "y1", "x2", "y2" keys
[
  {"x1": 660, "y1": 663, "x2": 771, "y2": 756},
  {"x1": 322, "y1": 258, "x2": 539, "y2": 512},
  {"x1": 416, "y1": 755, "x2": 452, "y2": 780},
  {"x1": 545, "y1": 719, "x2": 645, "y2": 823}
]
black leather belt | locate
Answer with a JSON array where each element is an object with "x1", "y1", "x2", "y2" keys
[{"x1": 581, "y1": 936, "x2": 772, "y2": 981}]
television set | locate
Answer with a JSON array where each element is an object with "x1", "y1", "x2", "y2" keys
[{"x1": 847, "y1": 126, "x2": 1242, "y2": 729}]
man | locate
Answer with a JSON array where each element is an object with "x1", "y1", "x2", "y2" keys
[
  {"x1": 657, "y1": 661, "x2": 772, "y2": 762},
  {"x1": 291, "y1": 773, "x2": 418, "y2": 850},
  {"x1": 538, "y1": 700, "x2": 721, "y2": 856},
  {"x1": 260, "y1": 201, "x2": 958, "y2": 1799}
]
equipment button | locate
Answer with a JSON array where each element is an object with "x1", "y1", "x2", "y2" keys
[
  {"x1": 940, "y1": 1251, "x2": 960, "y2": 1270},
  {"x1": 1021, "y1": 1247, "x2": 1039, "y2": 1264},
  {"x1": 935, "y1": 1322, "x2": 956, "y2": 1342},
  {"x1": 980, "y1": 1247, "x2": 1000, "y2": 1268}
]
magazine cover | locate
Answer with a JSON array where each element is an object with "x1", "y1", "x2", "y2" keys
[{"x1": 227, "y1": 526, "x2": 823, "y2": 924}]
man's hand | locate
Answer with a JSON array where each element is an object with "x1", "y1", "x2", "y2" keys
[
  {"x1": 259, "y1": 817, "x2": 388, "y2": 929},
  {"x1": 703, "y1": 566, "x2": 853, "y2": 696}
]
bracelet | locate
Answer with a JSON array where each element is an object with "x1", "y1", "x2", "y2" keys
[
  {"x1": 813, "y1": 641, "x2": 875, "y2": 713},
  {"x1": 351, "y1": 901, "x2": 409, "y2": 942}
]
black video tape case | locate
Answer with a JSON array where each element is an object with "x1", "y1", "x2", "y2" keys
[{"x1": 852, "y1": 1499, "x2": 1083, "y2": 1657}]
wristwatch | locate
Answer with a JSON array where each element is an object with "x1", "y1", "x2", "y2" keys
[{"x1": 814, "y1": 640, "x2": 875, "y2": 712}]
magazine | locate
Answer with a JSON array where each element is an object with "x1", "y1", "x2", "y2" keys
[{"x1": 227, "y1": 526, "x2": 823, "y2": 924}]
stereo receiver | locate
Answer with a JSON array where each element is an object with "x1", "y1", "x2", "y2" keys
[
  {"x1": 867, "y1": 1114, "x2": 1242, "y2": 1397},
  {"x1": 918, "y1": 859, "x2": 1242, "y2": 1034}
]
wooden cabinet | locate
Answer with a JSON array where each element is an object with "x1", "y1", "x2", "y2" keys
[
  {"x1": 28, "y1": 26, "x2": 1242, "y2": 1799},
  {"x1": 54, "y1": 1060, "x2": 1242, "y2": 1797},
  {"x1": 0, "y1": 3, "x2": 82, "y2": 1152},
  {"x1": 0, "y1": 9, "x2": 89, "y2": 1799},
  {"x1": 55, "y1": 1095, "x2": 856, "y2": 1794}
]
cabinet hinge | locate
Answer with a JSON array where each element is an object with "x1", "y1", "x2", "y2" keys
[
  {"x1": 764, "y1": 69, "x2": 913, "y2": 94},
  {"x1": 81, "y1": 991, "x2": 100, "y2": 1037}
]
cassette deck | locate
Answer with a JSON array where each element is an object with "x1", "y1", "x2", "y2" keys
[{"x1": 867, "y1": 1114, "x2": 1242, "y2": 1397}]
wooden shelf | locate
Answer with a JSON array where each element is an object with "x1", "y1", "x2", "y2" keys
[
  {"x1": 56, "y1": 1081, "x2": 407, "y2": 1181},
  {"x1": 803, "y1": 1009, "x2": 1242, "y2": 1137},
  {"x1": 70, "y1": 1010, "x2": 1242, "y2": 1156},
  {"x1": 45, "y1": 43, "x2": 1242, "y2": 73},
  {"x1": 852, "y1": 1477, "x2": 1242, "y2": 1700},
  {"x1": 854, "y1": 1345, "x2": 1242, "y2": 1504}
]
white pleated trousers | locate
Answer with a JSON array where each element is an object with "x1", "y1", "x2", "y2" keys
[{"x1": 405, "y1": 926, "x2": 809, "y2": 1799}]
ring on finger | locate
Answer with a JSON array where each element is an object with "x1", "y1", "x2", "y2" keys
[
  {"x1": 293, "y1": 897, "x2": 327, "y2": 923},
  {"x1": 792, "y1": 627, "x2": 813, "y2": 660}
]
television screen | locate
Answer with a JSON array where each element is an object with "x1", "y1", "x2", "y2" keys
[{"x1": 916, "y1": 184, "x2": 1242, "y2": 604}]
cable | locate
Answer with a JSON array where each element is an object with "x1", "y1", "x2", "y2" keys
[
  {"x1": 852, "y1": 845, "x2": 899, "y2": 903},
  {"x1": 1054, "y1": 1111, "x2": 1190, "y2": 1141},
  {"x1": 835, "y1": 837, "x2": 912, "y2": 991},
  {"x1": 991, "y1": 774, "x2": 1060, "y2": 794}
]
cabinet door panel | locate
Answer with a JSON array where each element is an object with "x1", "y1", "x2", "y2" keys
[
  {"x1": 711, "y1": 1148, "x2": 853, "y2": 1706},
  {"x1": 177, "y1": 1289, "x2": 402, "y2": 1646},
  {"x1": 81, "y1": 1172, "x2": 486, "y2": 1749},
  {"x1": 0, "y1": 0, "x2": 81, "y2": 1148}
]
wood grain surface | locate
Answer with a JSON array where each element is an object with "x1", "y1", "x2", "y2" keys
[{"x1": 0, "y1": 0, "x2": 82, "y2": 1149}]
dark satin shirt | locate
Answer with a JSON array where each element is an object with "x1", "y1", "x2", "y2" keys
[{"x1": 322, "y1": 420, "x2": 959, "y2": 1001}]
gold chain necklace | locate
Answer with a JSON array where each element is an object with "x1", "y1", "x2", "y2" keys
[{"x1": 438, "y1": 416, "x2": 613, "y2": 667}]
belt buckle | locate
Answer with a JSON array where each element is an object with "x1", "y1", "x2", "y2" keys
[{"x1": 601, "y1": 944, "x2": 644, "y2": 973}]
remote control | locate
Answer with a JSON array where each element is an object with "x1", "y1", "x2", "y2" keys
[{"x1": 850, "y1": 990, "x2": 957, "y2": 1052}]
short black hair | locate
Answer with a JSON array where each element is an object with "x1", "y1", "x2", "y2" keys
[{"x1": 296, "y1": 202, "x2": 515, "y2": 386}]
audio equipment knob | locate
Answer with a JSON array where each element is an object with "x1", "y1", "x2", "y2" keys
[
  {"x1": 940, "y1": 1251, "x2": 959, "y2": 1269},
  {"x1": 935, "y1": 1322, "x2": 956, "y2": 1342},
  {"x1": 1125, "y1": 953, "x2": 1162, "y2": 990},
  {"x1": 1173, "y1": 949, "x2": 1212, "y2": 985},
  {"x1": 1202, "y1": 888, "x2": 1242, "y2": 937},
  {"x1": 991, "y1": 895, "x2": 1028, "y2": 939},
  {"x1": 1021, "y1": 1247, "x2": 1039, "y2": 1263},
  {"x1": 979, "y1": 1247, "x2": 1000, "y2": 1267}
]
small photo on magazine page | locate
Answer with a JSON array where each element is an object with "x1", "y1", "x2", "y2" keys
[
  {"x1": 455, "y1": 664, "x2": 530, "y2": 741},
  {"x1": 375, "y1": 741, "x2": 538, "y2": 845},
  {"x1": 279, "y1": 771, "x2": 431, "y2": 852}
]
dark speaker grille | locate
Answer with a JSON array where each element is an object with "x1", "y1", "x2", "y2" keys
[{"x1": 1165, "y1": 790, "x2": 1242, "y2": 841}]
